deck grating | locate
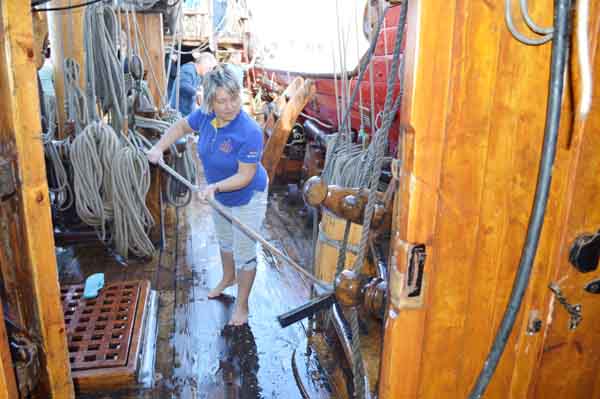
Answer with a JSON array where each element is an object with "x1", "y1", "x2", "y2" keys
[{"x1": 61, "y1": 281, "x2": 142, "y2": 371}]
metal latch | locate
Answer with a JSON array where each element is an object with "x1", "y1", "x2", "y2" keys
[
  {"x1": 5, "y1": 319, "x2": 41, "y2": 396},
  {"x1": 390, "y1": 241, "x2": 427, "y2": 309},
  {"x1": 406, "y1": 244, "x2": 426, "y2": 297},
  {"x1": 549, "y1": 283, "x2": 582, "y2": 330},
  {"x1": 0, "y1": 155, "x2": 17, "y2": 199}
]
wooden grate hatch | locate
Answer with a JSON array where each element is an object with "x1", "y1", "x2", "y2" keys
[{"x1": 61, "y1": 281, "x2": 142, "y2": 371}]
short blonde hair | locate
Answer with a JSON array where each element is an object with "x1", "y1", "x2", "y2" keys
[{"x1": 200, "y1": 64, "x2": 241, "y2": 114}]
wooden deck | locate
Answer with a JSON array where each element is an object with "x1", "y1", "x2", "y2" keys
[{"x1": 58, "y1": 189, "x2": 327, "y2": 398}]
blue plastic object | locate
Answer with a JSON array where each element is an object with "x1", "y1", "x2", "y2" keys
[{"x1": 83, "y1": 273, "x2": 105, "y2": 299}]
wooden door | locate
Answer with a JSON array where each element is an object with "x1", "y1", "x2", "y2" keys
[{"x1": 379, "y1": 0, "x2": 600, "y2": 398}]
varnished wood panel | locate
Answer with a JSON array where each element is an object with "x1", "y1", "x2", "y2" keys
[
  {"x1": 379, "y1": 0, "x2": 456, "y2": 396},
  {"x1": 0, "y1": 1, "x2": 74, "y2": 397},
  {"x1": 48, "y1": 0, "x2": 86, "y2": 136},
  {"x1": 532, "y1": 2, "x2": 600, "y2": 396},
  {"x1": 381, "y1": 0, "x2": 600, "y2": 398}
]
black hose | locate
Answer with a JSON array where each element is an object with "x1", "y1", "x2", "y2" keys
[
  {"x1": 32, "y1": 0, "x2": 103, "y2": 13},
  {"x1": 468, "y1": 0, "x2": 572, "y2": 397}
]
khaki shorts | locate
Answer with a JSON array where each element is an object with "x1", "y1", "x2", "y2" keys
[{"x1": 212, "y1": 190, "x2": 268, "y2": 271}]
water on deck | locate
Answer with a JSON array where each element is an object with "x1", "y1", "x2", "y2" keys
[{"x1": 58, "y1": 190, "x2": 329, "y2": 398}]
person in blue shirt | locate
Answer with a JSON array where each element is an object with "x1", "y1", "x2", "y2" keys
[
  {"x1": 169, "y1": 52, "x2": 217, "y2": 116},
  {"x1": 148, "y1": 65, "x2": 268, "y2": 326}
]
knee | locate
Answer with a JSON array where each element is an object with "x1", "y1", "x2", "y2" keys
[{"x1": 235, "y1": 255, "x2": 257, "y2": 271}]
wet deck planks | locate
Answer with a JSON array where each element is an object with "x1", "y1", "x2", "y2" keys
[{"x1": 59, "y1": 192, "x2": 319, "y2": 399}]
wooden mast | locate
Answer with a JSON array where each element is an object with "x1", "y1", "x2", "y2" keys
[
  {"x1": 47, "y1": 0, "x2": 86, "y2": 136},
  {"x1": 380, "y1": 0, "x2": 600, "y2": 398},
  {"x1": 0, "y1": 1, "x2": 74, "y2": 398}
]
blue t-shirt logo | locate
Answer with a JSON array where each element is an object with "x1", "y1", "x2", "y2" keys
[
  {"x1": 186, "y1": 109, "x2": 268, "y2": 207},
  {"x1": 219, "y1": 138, "x2": 233, "y2": 154}
]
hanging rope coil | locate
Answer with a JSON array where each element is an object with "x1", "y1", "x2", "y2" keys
[
  {"x1": 70, "y1": 121, "x2": 121, "y2": 240},
  {"x1": 111, "y1": 133, "x2": 155, "y2": 258},
  {"x1": 84, "y1": 3, "x2": 126, "y2": 128},
  {"x1": 165, "y1": 147, "x2": 196, "y2": 208},
  {"x1": 42, "y1": 98, "x2": 73, "y2": 211}
]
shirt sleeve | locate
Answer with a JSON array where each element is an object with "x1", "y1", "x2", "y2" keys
[
  {"x1": 238, "y1": 125, "x2": 263, "y2": 163},
  {"x1": 186, "y1": 109, "x2": 210, "y2": 133},
  {"x1": 178, "y1": 66, "x2": 198, "y2": 97}
]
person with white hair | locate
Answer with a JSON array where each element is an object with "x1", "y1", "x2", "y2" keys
[
  {"x1": 169, "y1": 51, "x2": 217, "y2": 116},
  {"x1": 148, "y1": 65, "x2": 268, "y2": 326}
]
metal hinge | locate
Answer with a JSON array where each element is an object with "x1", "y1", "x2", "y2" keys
[{"x1": 0, "y1": 155, "x2": 17, "y2": 200}]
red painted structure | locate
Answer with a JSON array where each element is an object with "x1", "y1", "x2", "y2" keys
[{"x1": 251, "y1": 4, "x2": 404, "y2": 155}]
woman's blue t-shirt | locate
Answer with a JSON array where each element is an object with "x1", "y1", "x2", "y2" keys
[{"x1": 186, "y1": 109, "x2": 268, "y2": 206}]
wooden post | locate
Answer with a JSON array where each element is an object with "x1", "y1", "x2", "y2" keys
[
  {"x1": 47, "y1": 0, "x2": 86, "y2": 136},
  {"x1": 262, "y1": 79, "x2": 316, "y2": 181},
  {"x1": 0, "y1": 296, "x2": 19, "y2": 399},
  {"x1": 0, "y1": 1, "x2": 74, "y2": 398}
]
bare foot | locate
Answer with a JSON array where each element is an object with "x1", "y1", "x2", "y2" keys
[
  {"x1": 208, "y1": 277, "x2": 235, "y2": 299},
  {"x1": 228, "y1": 304, "x2": 249, "y2": 326}
]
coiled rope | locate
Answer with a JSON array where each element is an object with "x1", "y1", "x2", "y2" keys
[
  {"x1": 112, "y1": 131, "x2": 155, "y2": 257},
  {"x1": 42, "y1": 97, "x2": 73, "y2": 211},
  {"x1": 71, "y1": 121, "x2": 121, "y2": 240}
]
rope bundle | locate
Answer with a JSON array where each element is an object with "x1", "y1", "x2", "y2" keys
[
  {"x1": 112, "y1": 135, "x2": 155, "y2": 258},
  {"x1": 84, "y1": 3, "x2": 126, "y2": 128},
  {"x1": 70, "y1": 121, "x2": 121, "y2": 240},
  {"x1": 42, "y1": 98, "x2": 73, "y2": 211}
]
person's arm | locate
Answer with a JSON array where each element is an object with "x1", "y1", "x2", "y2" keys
[
  {"x1": 201, "y1": 162, "x2": 256, "y2": 199},
  {"x1": 199, "y1": 123, "x2": 263, "y2": 200},
  {"x1": 178, "y1": 66, "x2": 198, "y2": 97},
  {"x1": 146, "y1": 118, "x2": 194, "y2": 163}
]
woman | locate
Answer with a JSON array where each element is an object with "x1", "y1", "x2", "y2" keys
[{"x1": 147, "y1": 65, "x2": 268, "y2": 326}]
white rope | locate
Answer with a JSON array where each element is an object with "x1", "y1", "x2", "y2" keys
[
  {"x1": 112, "y1": 133, "x2": 155, "y2": 257},
  {"x1": 577, "y1": 0, "x2": 592, "y2": 118},
  {"x1": 71, "y1": 121, "x2": 121, "y2": 240},
  {"x1": 64, "y1": 58, "x2": 88, "y2": 134},
  {"x1": 43, "y1": 98, "x2": 73, "y2": 211},
  {"x1": 84, "y1": 3, "x2": 126, "y2": 128}
]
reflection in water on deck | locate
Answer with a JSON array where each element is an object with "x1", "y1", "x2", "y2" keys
[
  {"x1": 221, "y1": 324, "x2": 261, "y2": 399},
  {"x1": 169, "y1": 198, "x2": 311, "y2": 399},
  {"x1": 59, "y1": 194, "x2": 322, "y2": 398}
]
